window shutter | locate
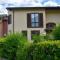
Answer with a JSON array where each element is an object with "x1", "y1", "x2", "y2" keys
[
  {"x1": 39, "y1": 13, "x2": 43, "y2": 27},
  {"x1": 27, "y1": 13, "x2": 31, "y2": 28},
  {"x1": 8, "y1": 15, "x2": 11, "y2": 24}
]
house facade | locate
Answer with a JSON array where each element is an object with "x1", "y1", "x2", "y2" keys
[{"x1": 7, "y1": 7, "x2": 60, "y2": 40}]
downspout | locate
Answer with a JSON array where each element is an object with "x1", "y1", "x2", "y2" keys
[{"x1": 13, "y1": 10, "x2": 14, "y2": 33}]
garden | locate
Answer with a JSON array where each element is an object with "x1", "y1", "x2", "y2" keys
[{"x1": 0, "y1": 25, "x2": 60, "y2": 60}]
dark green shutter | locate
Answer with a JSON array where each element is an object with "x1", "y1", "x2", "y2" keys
[
  {"x1": 39, "y1": 13, "x2": 43, "y2": 27},
  {"x1": 27, "y1": 13, "x2": 31, "y2": 28},
  {"x1": 8, "y1": 15, "x2": 11, "y2": 24}
]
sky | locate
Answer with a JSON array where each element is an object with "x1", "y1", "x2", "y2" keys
[{"x1": 0, "y1": 0, "x2": 60, "y2": 14}]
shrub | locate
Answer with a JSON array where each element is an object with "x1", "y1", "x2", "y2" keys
[
  {"x1": 0, "y1": 33, "x2": 28, "y2": 60},
  {"x1": 16, "y1": 41, "x2": 31, "y2": 60},
  {"x1": 52, "y1": 25, "x2": 60, "y2": 40},
  {"x1": 0, "y1": 33, "x2": 60, "y2": 60},
  {"x1": 0, "y1": 38, "x2": 6, "y2": 58},
  {"x1": 27, "y1": 40, "x2": 60, "y2": 60},
  {"x1": 32, "y1": 34, "x2": 45, "y2": 43}
]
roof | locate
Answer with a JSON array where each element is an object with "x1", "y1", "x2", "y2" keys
[{"x1": 6, "y1": 6, "x2": 60, "y2": 10}]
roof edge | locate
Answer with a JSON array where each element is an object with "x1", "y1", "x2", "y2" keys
[{"x1": 6, "y1": 6, "x2": 60, "y2": 10}]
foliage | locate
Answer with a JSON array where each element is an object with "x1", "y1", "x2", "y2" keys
[
  {"x1": 0, "y1": 33, "x2": 60, "y2": 60},
  {"x1": 26, "y1": 40, "x2": 60, "y2": 60},
  {"x1": 0, "y1": 33, "x2": 28, "y2": 60},
  {"x1": 0, "y1": 38, "x2": 6, "y2": 57},
  {"x1": 45, "y1": 34, "x2": 54, "y2": 40},
  {"x1": 32, "y1": 34, "x2": 46, "y2": 43},
  {"x1": 52, "y1": 25, "x2": 60, "y2": 40},
  {"x1": 16, "y1": 41, "x2": 31, "y2": 60}
]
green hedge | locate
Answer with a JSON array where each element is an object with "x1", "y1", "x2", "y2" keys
[
  {"x1": 0, "y1": 33, "x2": 29, "y2": 60},
  {"x1": 16, "y1": 41, "x2": 31, "y2": 60},
  {"x1": 0, "y1": 38, "x2": 6, "y2": 57},
  {"x1": 0, "y1": 33, "x2": 60, "y2": 60},
  {"x1": 52, "y1": 25, "x2": 60, "y2": 40},
  {"x1": 26, "y1": 40, "x2": 60, "y2": 60}
]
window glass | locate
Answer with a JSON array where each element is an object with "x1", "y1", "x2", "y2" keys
[
  {"x1": 35, "y1": 14, "x2": 39, "y2": 22},
  {"x1": 31, "y1": 13, "x2": 39, "y2": 27},
  {"x1": 31, "y1": 14, "x2": 35, "y2": 22},
  {"x1": 35, "y1": 23, "x2": 39, "y2": 27},
  {"x1": 32, "y1": 23, "x2": 35, "y2": 27}
]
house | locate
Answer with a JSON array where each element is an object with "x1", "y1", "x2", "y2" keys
[
  {"x1": 7, "y1": 7, "x2": 60, "y2": 40},
  {"x1": 0, "y1": 15, "x2": 8, "y2": 37}
]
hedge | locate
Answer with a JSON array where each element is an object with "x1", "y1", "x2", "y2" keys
[
  {"x1": 26, "y1": 40, "x2": 60, "y2": 60},
  {"x1": 0, "y1": 33, "x2": 60, "y2": 60},
  {"x1": 0, "y1": 33, "x2": 29, "y2": 60},
  {"x1": 52, "y1": 25, "x2": 60, "y2": 40}
]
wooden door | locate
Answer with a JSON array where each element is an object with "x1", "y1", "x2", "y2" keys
[{"x1": 2, "y1": 20, "x2": 8, "y2": 36}]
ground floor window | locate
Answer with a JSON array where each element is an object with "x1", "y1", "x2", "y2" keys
[
  {"x1": 31, "y1": 30, "x2": 40, "y2": 40},
  {"x1": 45, "y1": 22, "x2": 56, "y2": 33},
  {"x1": 22, "y1": 30, "x2": 27, "y2": 38}
]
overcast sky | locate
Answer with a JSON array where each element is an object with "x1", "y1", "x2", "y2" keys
[{"x1": 0, "y1": 0, "x2": 60, "y2": 14}]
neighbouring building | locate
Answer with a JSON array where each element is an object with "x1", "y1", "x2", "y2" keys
[
  {"x1": 0, "y1": 15, "x2": 8, "y2": 37},
  {"x1": 7, "y1": 7, "x2": 60, "y2": 40}
]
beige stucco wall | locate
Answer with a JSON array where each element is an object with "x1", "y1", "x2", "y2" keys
[
  {"x1": 8, "y1": 9, "x2": 60, "y2": 40},
  {"x1": 8, "y1": 10, "x2": 13, "y2": 34},
  {"x1": 46, "y1": 10, "x2": 60, "y2": 26},
  {"x1": 8, "y1": 9, "x2": 46, "y2": 40}
]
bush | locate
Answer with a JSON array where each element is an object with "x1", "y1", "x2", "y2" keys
[
  {"x1": 32, "y1": 34, "x2": 45, "y2": 43},
  {"x1": 27, "y1": 40, "x2": 60, "y2": 60},
  {"x1": 0, "y1": 33, "x2": 60, "y2": 60},
  {"x1": 0, "y1": 38, "x2": 6, "y2": 58},
  {"x1": 52, "y1": 25, "x2": 60, "y2": 40},
  {"x1": 0, "y1": 33, "x2": 28, "y2": 60},
  {"x1": 16, "y1": 41, "x2": 31, "y2": 60}
]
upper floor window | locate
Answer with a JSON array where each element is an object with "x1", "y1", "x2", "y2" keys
[
  {"x1": 27, "y1": 13, "x2": 43, "y2": 28},
  {"x1": 31, "y1": 14, "x2": 39, "y2": 27}
]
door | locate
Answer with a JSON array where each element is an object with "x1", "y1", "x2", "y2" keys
[{"x1": 2, "y1": 20, "x2": 8, "y2": 36}]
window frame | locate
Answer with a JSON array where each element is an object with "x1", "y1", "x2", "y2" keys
[
  {"x1": 31, "y1": 30, "x2": 40, "y2": 40},
  {"x1": 46, "y1": 22, "x2": 56, "y2": 29},
  {"x1": 27, "y1": 13, "x2": 43, "y2": 28},
  {"x1": 31, "y1": 13, "x2": 39, "y2": 28}
]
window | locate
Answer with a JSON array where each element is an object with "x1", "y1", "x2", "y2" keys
[
  {"x1": 31, "y1": 30, "x2": 40, "y2": 40},
  {"x1": 27, "y1": 13, "x2": 43, "y2": 28},
  {"x1": 8, "y1": 15, "x2": 11, "y2": 24},
  {"x1": 31, "y1": 14, "x2": 39, "y2": 27},
  {"x1": 46, "y1": 23, "x2": 56, "y2": 29},
  {"x1": 45, "y1": 23, "x2": 56, "y2": 33},
  {"x1": 22, "y1": 31, "x2": 27, "y2": 38}
]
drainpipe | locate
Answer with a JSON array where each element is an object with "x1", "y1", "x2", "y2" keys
[{"x1": 13, "y1": 10, "x2": 14, "y2": 33}]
